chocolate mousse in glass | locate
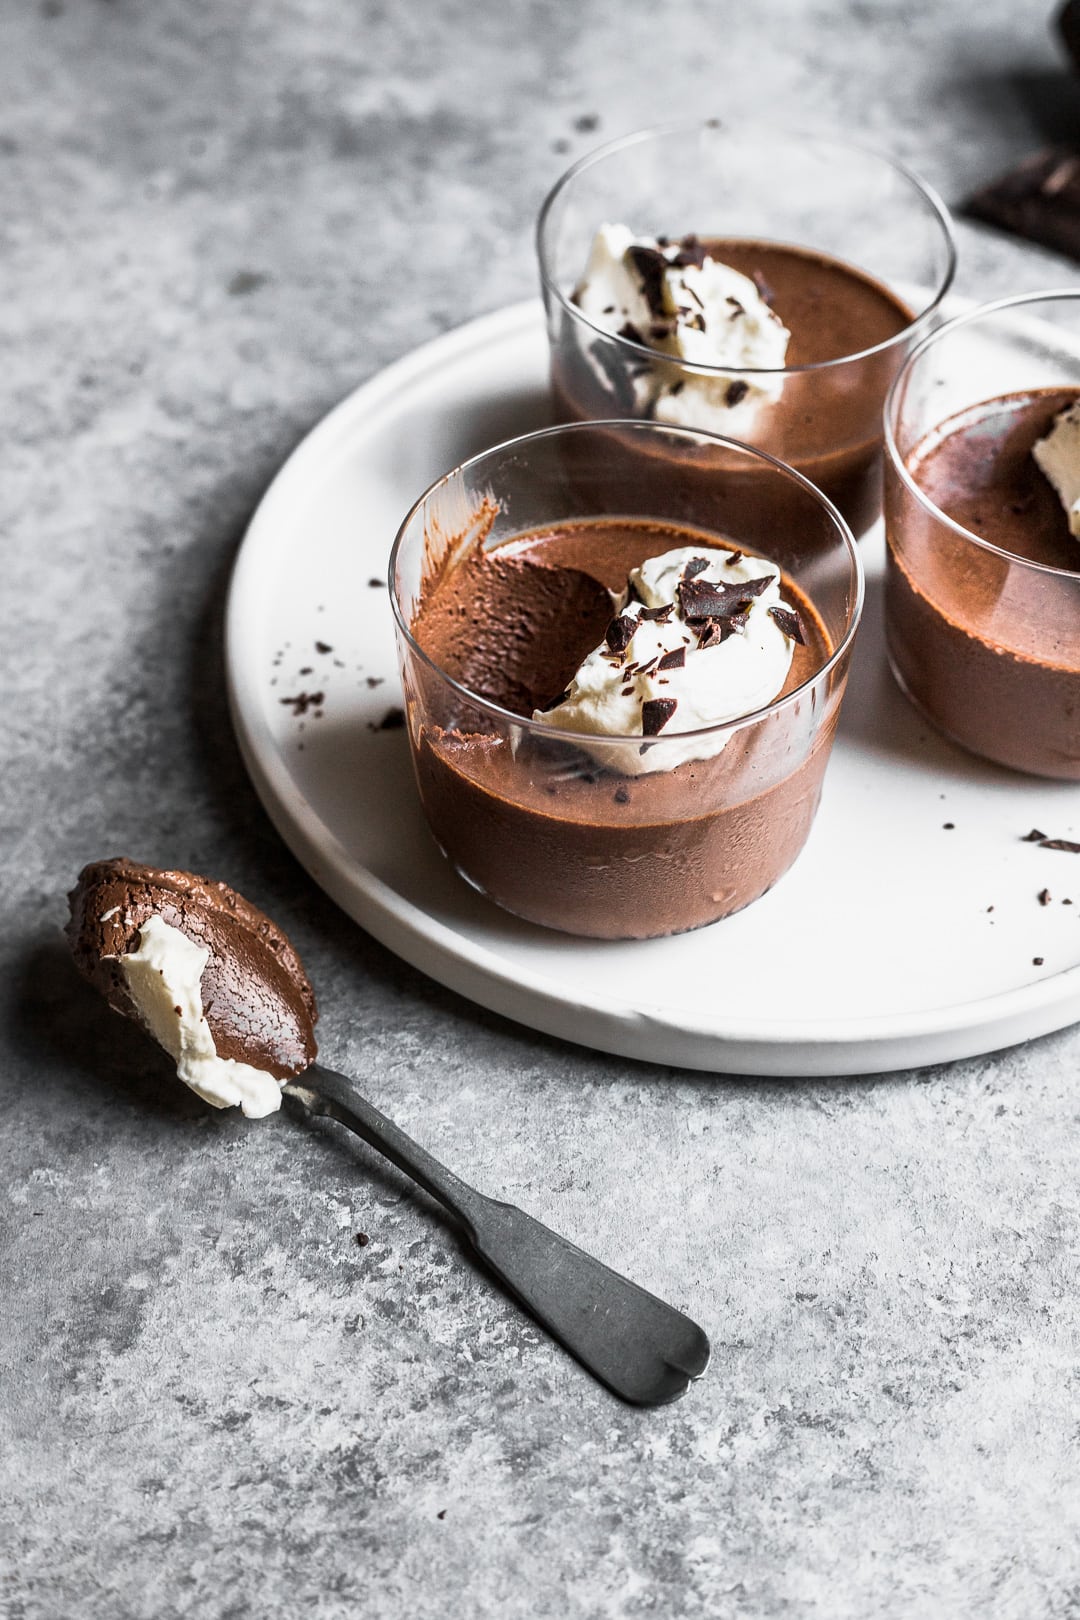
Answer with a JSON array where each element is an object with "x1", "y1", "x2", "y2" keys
[
  {"x1": 884, "y1": 291, "x2": 1080, "y2": 780},
  {"x1": 537, "y1": 121, "x2": 956, "y2": 537},
  {"x1": 389, "y1": 421, "x2": 862, "y2": 940}
]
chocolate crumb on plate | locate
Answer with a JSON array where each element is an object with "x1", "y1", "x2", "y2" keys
[
  {"x1": 1021, "y1": 828, "x2": 1048, "y2": 842},
  {"x1": 368, "y1": 577, "x2": 386, "y2": 588},
  {"x1": 943, "y1": 822, "x2": 955, "y2": 830},
  {"x1": 354, "y1": 1233, "x2": 370, "y2": 1247},
  {"x1": 315, "y1": 640, "x2": 333, "y2": 655},
  {"x1": 1038, "y1": 888, "x2": 1052, "y2": 905},
  {"x1": 1040, "y1": 837, "x2": 1080, "y2": 853},
  {"x1": 1033, "y1": 957, "x2": 1045, "y2": 966}
]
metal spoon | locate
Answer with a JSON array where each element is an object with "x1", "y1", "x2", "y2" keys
[{"x1": 283, "y1": 1064, "x2": 710, "y2": 1407}]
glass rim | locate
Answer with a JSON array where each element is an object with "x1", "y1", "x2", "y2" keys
[
  {"x1": 883, "y1": 287, "x2": 1080, "y2": 582},
  {"x1": 388, "y1": 417, "x2": 864, "y2": 748},
  {"x1": 535, "y1": 116, "x2": 957, "y2": 377}
]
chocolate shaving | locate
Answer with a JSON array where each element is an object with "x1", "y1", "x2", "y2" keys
[
  {"x1": 769, "y1": 605, "x2": 806, "y2": 644},
  {"x1": 695, "y1": 619, "x2": 733, "y2": 650},
  {"x1": 605, "y1": 614, "x2": 636, "y2": 653},
  {"x1": 657, "y1": 646, "x2": 686, "y2": 671},
  {"x1": 368, "y1": 578, "x2": 385, "y2": 588},
  {"x1": 1040, "y1": 838, "x2": 1080, "y2": 853},
  {"x1": 1021, "y1": 828, "x2": 1048, "y2": 842},
  {"x1": 1033, "y1": 957, "x2": 1045, "y2": 967},
  {"x1": 751, "y1": 269, "x2": 776, "y2": 306},
  {"x1": 315, "y1": 640, "x2": 333, "y2": 655},
  {"x1": 682, "y1": 556, "x2": 711, "y2": 579},
  {"x1": 641, "y1": 697, "x2": 677, "y2": 736},
  {"x1": 725, "y1": 379, "x2": 749, "y2": 407},
  {"x1": 678, "y1": 573, "x2": 770, "y2": 622},
  {"x1": 589, "y1": 338, "x2": 635, "y2": 411},
  {"x1": 626, "y1": 245, "x2": 668, "y2": 315},
  {"x1": 639, "y1": 603, "x2": 674, "y2": 623},
  {"x1": 1038, "y1": 888, "x2": 1052, "y2": 906},
  {"x1": 669, "y1": 234, "x2": 708, "y2": 270},
  {"x1": 725, "y1": 549, "x2": 744, "y2": 566}
]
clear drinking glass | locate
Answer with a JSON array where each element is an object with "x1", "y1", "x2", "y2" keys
[
  {"x1": 884, "y1": 290, "x2": 1080, "y2": 780},
  {"x1": 389, "y1": 420, "x2": 862, "y2": 940},
  {"x1": 537, "y1": 120, "x2": 955, "y2": 537}
]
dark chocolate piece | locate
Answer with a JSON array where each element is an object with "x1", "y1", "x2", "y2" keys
[
  {"x1": 769, "y1": 605, "x2": 806, "y2": 644},
  {"x1": 641, "y1": 697, "x2": 677, "y2": 736},
  {"x1": 1022, "y1": 828, "x2": 1048, "y2": 842},
  {"x1": 1040, "y1": 837, "x2": 1080, "y2": 852},
  {"x1": 1038, "y1": 888, "x2": 1052, "y2": 905},
  {"x1": 1033, "y1": 957, "x2": 1045, "y2": 966},
  {"x1": 751, "y1": 268, "x2": 776, "y2": 307},
  {"x1": 725, "y1": 379, "x2": 749, "y2": 407},
  {"x1": 725, "y1": 550, "x2": 743, "y2": 566},
  {"x1": 626, "y1": 245, "x2": 668, "y2": 316},
  {"x1": 967, "y1": 148, "x2": 1080, "y2": 264},
  {"x1": 605, "y1": 615, "x2": 636, "y2": 653},
  {"x1": 657, "y1": 647, "x2": 686, "y2": 671},
  {"x1": 678, "y1": 573, "x2": 770, "y2": 622},
  {"x1": 280, "y1": 690, "x2": 325, "y2": 716},
  {"x1": 368, "y1": 577, "x2": 386, "y2": 588},
  {"x1": 315, "y1": 640, "x2": 333, "y2": 655},
  {"x1": 639, "y1": 603, "x2": 674, "y2": 623},
  {"x1": 682, "y1": 557, "x2": 711, "y2": 579}
]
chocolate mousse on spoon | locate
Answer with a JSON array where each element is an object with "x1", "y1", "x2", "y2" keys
[{"x1": 67, "y1": 857, "x2": 709, "y2": 1406}]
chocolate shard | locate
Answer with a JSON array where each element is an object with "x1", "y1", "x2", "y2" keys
[
  {"x1": 695, "y1": 619, "x2": 733, "y2": 650},
  {"x1": 641, "y1": 697, "x2": 678, "y2": 736},
  {"x1": 1038, "y1": 887, "x2": 1052, "y2": 905},
  {"x1": 769, "y1": 605, "x2": 806, "y2": 644},
  {"x1": 1040, "y1": 837, "x2": 1080, "y2": 852},
  {"x1": 682, "y1": 556, "x2": 711, "y2": 579},
  {"x1": 589, "y1": 338, "x2": 636, "y2": 412},
  {"x1": 605, "y1": 614, "x2": 636, "y2": 653},
  {"x1": 966, "y1": 148, "x2": 1080, "y2": 265},
  {"x1": 751, "y1": 268, "x2": 776, "y2": 307},
  {"x1": 639, "y1": 603, "x2": 674, "y2": 623},
  {"x1": 678, "y1": 573, "x2": 770, "y2": 622},
  {"x1": 625, "y1": 245, "x2": 668, "y2": 316},
  {"x1": 1021, "y1": 828, "x2": 1048, "y2": 842},
  {"x1": 657, "y1": 646, "x2": 686, "y2": 671},
  {"x1": 725, "y1": 379, "x2": 749, "y2": 406},
  {"x1": 725, "y1": 549, "x2": 744, "y2": 566},
  {"x1": 669, "y1": 234, "x2": 707, "y2": 270}
]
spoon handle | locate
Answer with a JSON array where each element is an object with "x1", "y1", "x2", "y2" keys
[{"x1": 284, "y1": 1065, "x2": 710, "y2": 1407}]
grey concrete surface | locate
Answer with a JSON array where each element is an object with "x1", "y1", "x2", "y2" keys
[{"x1": 3, "y1": 2, "x2": 1080, "y2": 1616}]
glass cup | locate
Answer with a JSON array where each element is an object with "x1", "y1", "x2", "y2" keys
[
  {"x1": 884, "y1": 290, "x2": 1080, "y2": 780},
  {"x1": 537, "y1": 120, "x2": 955, "y2": 537},
  {"x1": 389, "y1": 420, "x2": 862, "y2": 939}
]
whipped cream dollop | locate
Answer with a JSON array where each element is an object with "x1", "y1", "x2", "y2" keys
[
  {"x1": 119, "y1": 916, "x2": 283, "y2": 1118},
  {"x1": 535, "y1": 545, "x2": 803, "y2": 775},
  {"x1": 1032, "y1": 401, "x2": 1080, "y2": 538},
  {"x1": 573, "y1": 224, "x2": 790, "y2": 431}
]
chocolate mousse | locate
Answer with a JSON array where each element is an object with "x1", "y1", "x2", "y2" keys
[
  {"x1": 67, "y1": 858, "x2": 318, "y2": 1108},
  {"x1": 552, "y1": 234, "x2": 914, "y2": 535},
  {"x1": 408, "y1": 519, "x2": 840, "y2": 939},
  {"x1": 885, "y1": 388, "x2": 1080, "y2": 778}
]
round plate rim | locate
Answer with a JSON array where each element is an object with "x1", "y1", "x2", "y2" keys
[{"x1": 225, "y1": 296, "x2": 1080, "y2": 1076}]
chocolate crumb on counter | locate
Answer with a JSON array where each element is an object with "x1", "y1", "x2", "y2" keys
[
  {"x1": 1033, "y1": 957, "x2": 1045, "y2": 966},
  {"x1": 1038, "y1": 888, "x2": 1052, "y2": 906},
  {"x1": 1021, "y1": 828, "x2": 1048, "y2": 842},
  {"x1": 943, "y1": 822, "x2": 955, "y2": 830},
  {"x1": 1040, "y1": 838, "x2": 1080, "y2": 853},
  {"x1": 315, "y1": 640, "x2": 333, "y2": 655},
  {"x1": 368, "y1": 577, "x2": 386, "y2": 588},
  {"x1": 354, "y1": 1233, "x2": 369, "y2": 1247}
]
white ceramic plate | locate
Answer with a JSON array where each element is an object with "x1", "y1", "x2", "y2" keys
[{"x1": 225, "y1": 299, "x2": 1080, "y2": 1076}]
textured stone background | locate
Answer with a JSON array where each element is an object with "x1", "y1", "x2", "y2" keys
[{"x1": 3, "y1": 2, "x2": 1080, "y2": 1616}]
